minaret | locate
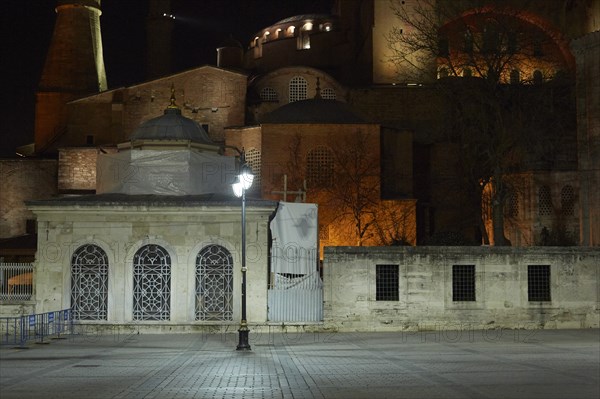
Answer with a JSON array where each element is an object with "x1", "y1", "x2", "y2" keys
[
  {"x1": 34, "y1": 0, "x2": 107, "y2": 153},
  {"x1": 146, "y1": 0, "x2": 173, "y2": 80}
]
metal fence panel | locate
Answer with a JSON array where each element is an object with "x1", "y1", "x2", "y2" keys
[{"x1": 0, "y1": 262, "x2": 34, "y2": 301}]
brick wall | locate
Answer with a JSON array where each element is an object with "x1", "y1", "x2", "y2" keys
[
  {"x1": 0, "y1": 160, "x2": 57, "y2": 238},
  {"x1": 57, "y1": 148, "x2": 98, "y2": 191}
]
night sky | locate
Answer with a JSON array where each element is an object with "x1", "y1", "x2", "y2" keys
[{"x1": 0, "y1": 0, "x2": 333, "y2": 157}]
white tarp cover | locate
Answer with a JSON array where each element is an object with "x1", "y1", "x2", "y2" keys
[
  {"x1": 270, "y1": 201, "x2": 318, "y2": 275},
  {"x1": 96, "y1": 149, "x2": 237, "y2": 195}
]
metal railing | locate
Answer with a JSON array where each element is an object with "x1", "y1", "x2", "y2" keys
[
  {"x1": 0, "y1": 262, "x2": 34, "y2": 301},
  {"x1": 0, "y1": 309, "x2": 73, "y2": 347}
]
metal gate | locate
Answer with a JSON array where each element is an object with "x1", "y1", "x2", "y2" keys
[{"x1": 267, "y1": 271, "x2": 323, "y2": 322}]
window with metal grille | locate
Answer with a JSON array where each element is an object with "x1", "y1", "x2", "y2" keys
[
  {"x1": 560, "y1": 185, "x2": 575, "y2": 216},
  {"x1": 321, "y1": 88, "x2": 336, "y2": 100},
  {"x1": 71, "y1": 244, "x2": 108, "y2": 320},
  {"x1": 245, "y1": 148, "x2": 261, "y2": 193},
  {"x1": 260, "y1": 87, "x2": 278, "y2": 102},
  {"x1": 452, "y1": 265, "x2": 476, "y2": 301},
  {"x1": 538, "y1": 185, "x2": 553, "y2": 216},
  {"x1": 289, "y1": 76, "x2": 307, "y2": 103},
  {"x1": 319, "y1": 224, "x2": 329, "y2": 241},
  {"x1": 306, "y1": 146, "x2": 333, "y2": 189},
  {"x1": 133, "y1": 244, "x2": 171, "y2": 321},
  {"x1": 528, "y1": 265, "x2": 551, "y2": 301},
  {"x1": 376, "y1": 264, "x2": 399, "y2": 301},
  {"x1": 196, "y1": 245, "x2": 234, "y2": 321},
  {"x1": 507, "y1": 192, "x2": 519, "y2": 218}
]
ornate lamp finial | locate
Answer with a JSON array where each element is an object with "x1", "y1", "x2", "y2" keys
[{"x1": 168, "y1": 83, "x2": 178, "y2": 108}]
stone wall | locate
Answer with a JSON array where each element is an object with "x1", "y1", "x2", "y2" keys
[
  {"x1": 323, "y1": 246, "x2": 599, "y2": 331},
  {"x1": 0, "y1": 160, "x2": 57, "y2": 238}
]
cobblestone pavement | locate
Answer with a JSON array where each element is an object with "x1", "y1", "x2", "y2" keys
[{"x1": 1, "y1": 328, "x2": 598, "y2": 399}]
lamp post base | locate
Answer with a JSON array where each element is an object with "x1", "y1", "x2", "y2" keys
[{"x1": 236, "y1": 324, "x2": 251, "y2": 351}]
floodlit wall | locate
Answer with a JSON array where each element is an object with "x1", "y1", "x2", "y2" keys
[{"x1": 323, "y1": 246, "x2": 600, "y2": 331}]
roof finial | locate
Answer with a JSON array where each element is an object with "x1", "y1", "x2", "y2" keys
[
  {"x1": 168, "y1": 83, "x2": 178, "y2": 108},
  {"x1": 314, "y1": 77, "x2": 322, "y2": 99}
]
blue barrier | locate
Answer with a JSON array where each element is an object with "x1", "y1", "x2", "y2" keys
[{"x1": 0, "y1": 309, "x2": 73, "y2": 347}]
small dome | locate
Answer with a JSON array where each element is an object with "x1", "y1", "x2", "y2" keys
[
  {"x1": 130, "y1": 107, "x2": 214, "y2": 145},
  {"x1": 262, "y1": 99, "x2": 366, "y2": 124},
  {"x1": 217, "y1": 36, "x2": 243, "y2": 49}
]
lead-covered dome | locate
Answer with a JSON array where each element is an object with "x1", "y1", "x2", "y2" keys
[{"x1": 130, "y1": 107, "x2": 214, "y2": 145}]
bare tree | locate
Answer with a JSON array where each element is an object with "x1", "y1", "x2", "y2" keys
[{"x1": 386, "y1": 0, "x2": 573, "y2": 245}]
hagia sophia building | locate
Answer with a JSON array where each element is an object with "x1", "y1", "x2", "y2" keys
[{"x1": 1, "y1": 0, "x2": 598, "y2": 262}]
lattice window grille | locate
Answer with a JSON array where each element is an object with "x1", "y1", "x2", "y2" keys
[
  {"x1": 376, "y1": 264, "x2": 399, "y2": 301},
  {"x1": 133, "y1": 245, "x2": 171, "y2": 321},
  {"x1": 528, "y1": 265, "x2": 551, "y2": 301},
  {"x1": 289, "y1": 76, "x2": 307, "y2": 103},
  {"x1": 538, "y1": 185, "x2": 553, "y2": 216},
  {"x1": 195, "y1": 245, "x2": 234, "y2": 321},
  {"x1": 560, "y1": 185, "x2": 575, "y2": 216},
  {"x1": 508, "y1": 192, "x2": 519, "y2": 217},
  {"x1": 306, "y1": 146, "x2": 333, "y2": 189},
  {"x1": 245, "y1": 148, "x2": 261, "y2": 194},
  {"x1": 71, "y1": 244, "x2": 108, "y2": 320},
  {"x1": 319, "y1": 224, "x2": 330, "y2": 241},
  {"x1": 260, "y1": 87, "x2": 278, "y2": 102},
  {"x1": 321, "y1": 87, "x2": 336, "y2": 100},
  {"x1": 452, "y1": 265, "x2": 476, "y2": 301}
]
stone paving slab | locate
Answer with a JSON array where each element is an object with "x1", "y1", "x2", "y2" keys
[{"x1": 0, "y1": 329, "x2": 598, "y2": 399}]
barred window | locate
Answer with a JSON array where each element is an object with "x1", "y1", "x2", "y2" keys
[
  {"x1": 560, "y1": 185, "x2": 575, "y2": 216},
  {"x1": 538, "y1": 185, "x2": 552, "y2": 216},
  {"x1": 452, "y1": 265, "x2": 476, "y2": 301},
  {"x1": 376, "y1": 265, "x2": 399, "y2": 301},
  {"x1": 71, "y1": 244, "x2": 108, "y2": 320},
  {"x1": 321, "y1": 88, "x2": 336, "y2": 100},
  {"x1": 507, "y1": 192, "x2": 519, "y2": 218},
  {"x1": 289, "y1": 76, "x2": 307, "y2": 103},
  {"x1": 306, "y1": 146, "x2": 333, "y2": 189},
  {"x1": 245, "y1": 148, "x2": 261, "y2": 193},
  {"x1": 528, "y1": 265, "x2": 551, "y2": 302},
  {"x1": 260, "y1": 87, "x2": 278, "y2": 102},
  {"x1": 133, "y1": 244, "x2": 171, "y2": 321},
  {"x1": 196, "y1": 245, "x2": 234, "y2": 321}
]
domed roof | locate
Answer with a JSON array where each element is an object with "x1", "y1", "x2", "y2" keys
[
  {"x1": 262, "y1": 99, "x2": 366, "y2": 124},
  {"x1": 130, "y1": 107, "x2": 214, "y2": 145}
]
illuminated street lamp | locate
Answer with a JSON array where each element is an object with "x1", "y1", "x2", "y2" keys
[{"x1": 232, "y1": 153, "x2": 254, "y2": 351}]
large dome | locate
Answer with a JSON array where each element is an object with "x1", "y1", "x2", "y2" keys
[
  {"x1": 261, "y1": 99, "x2": 366, "y2": 124},
  {"x1": 130, "y1": 107, "x2": 215, "y2": 145}
]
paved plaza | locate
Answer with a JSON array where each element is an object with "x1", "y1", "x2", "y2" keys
[{"x1": 1, "y1": 328, "x2": 598, "y2": 399}]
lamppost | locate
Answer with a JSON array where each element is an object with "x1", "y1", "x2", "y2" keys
[{"x1": 232, "y1": 152, "x2": 254, "y2": 351}]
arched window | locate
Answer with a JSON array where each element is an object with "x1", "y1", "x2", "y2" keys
[
  {"x1": 195, "y1": 245, "x2": 234, "y2": 321},
  {"x1": 259, "y1": 87, "x2": 278, "y2": 102},
  {"x1": 245, "y1": 148, "x2": 261, "y2": 193},
  {"x1": 321, "y1": 88, "x2": 336, "y2": 100},
  {"x1": 71, "y1": 244, "x2": 108, "y2": 320},
  {"x1": 560, "y1": 185, "x2": 575, "y2": 216},
  {"x1": 307, "y1": 146, "x2": 333, "y2": 189},
  {"x1": 133, "y1": 244, "x2": 171, "y2": 321},
  {"x1": 289, "y1": 76, "x2": 307, "y2": 103},
  {"x1": 538, "y1": 185, "x2": 552, "y2": 216}
]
